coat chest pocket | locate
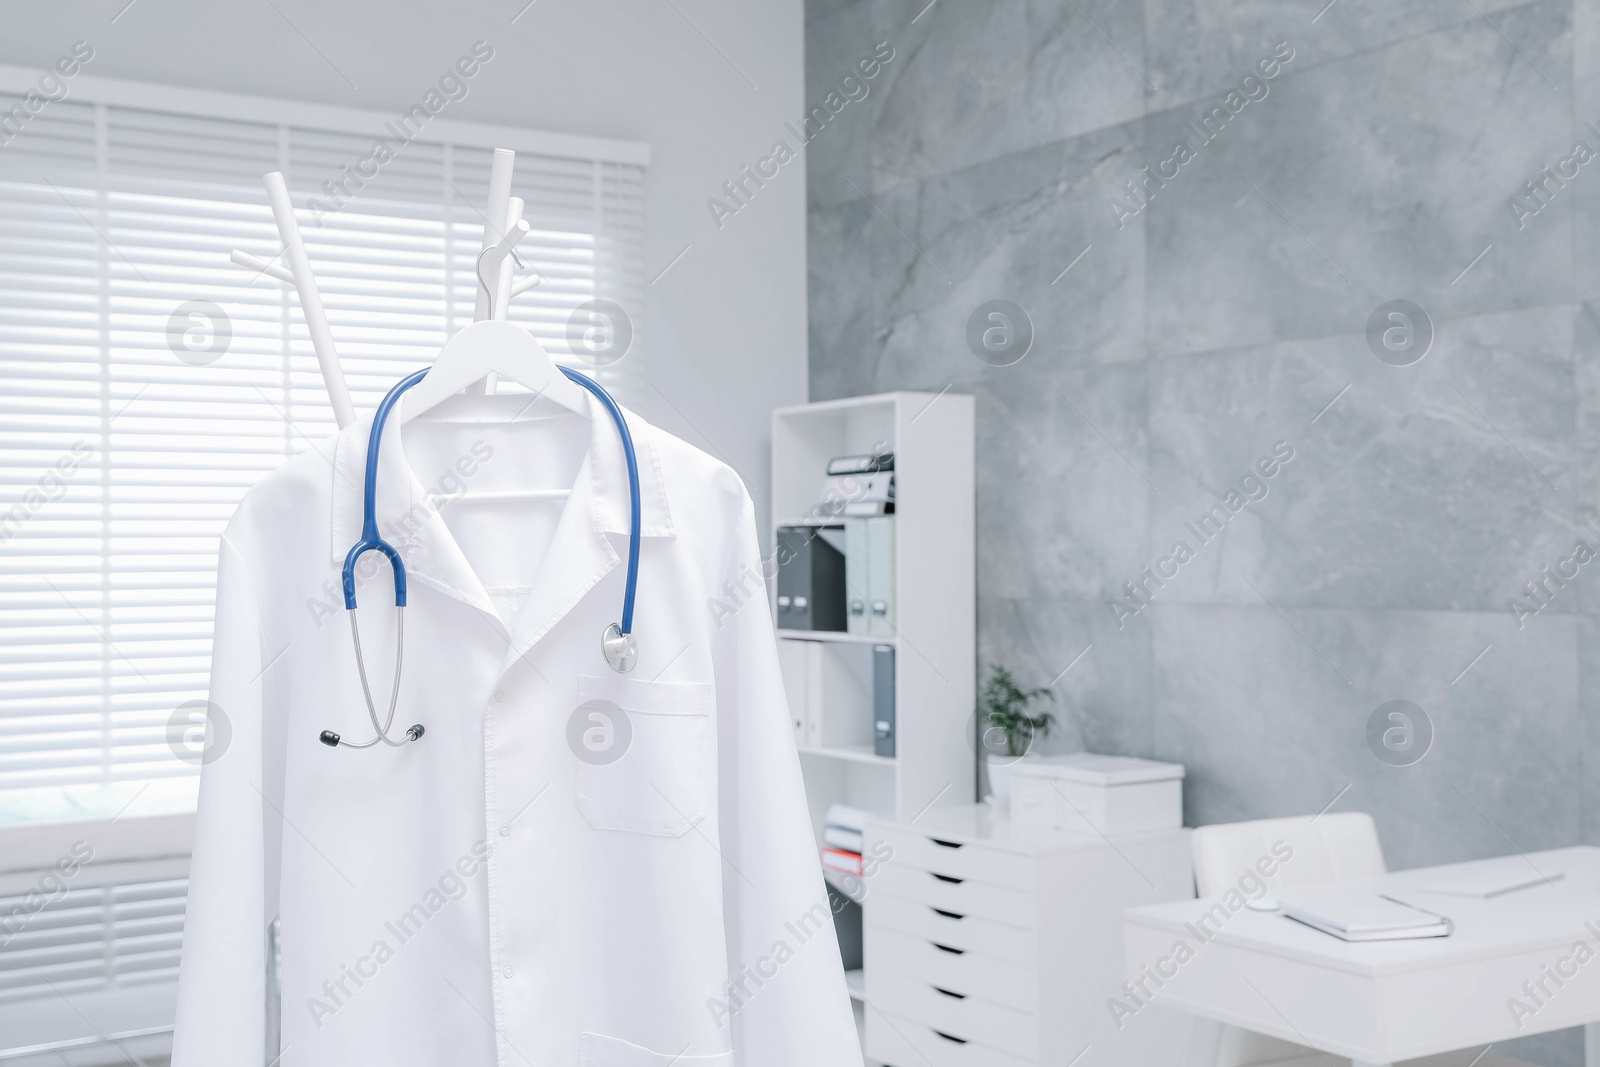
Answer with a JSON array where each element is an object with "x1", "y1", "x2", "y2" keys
[{"x1": 572, "y1": 674, "x2": 711, "y2": 837}]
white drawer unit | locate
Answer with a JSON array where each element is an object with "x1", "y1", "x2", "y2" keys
[
  {"x1": 863, "y1": 804, "x2": 1193, "y2": 1067},
  {"x1": 873, "y1": 856, "x2": 1034, "y2": 924},
  {"x1": 869, "y1": 1007, "x2": 1033, "y2": 1067},
  {"x1": 869, "y1": 893, "x2": 1036, "y2": 964},
  {"x1": 869, "y1": 924, "x2": 1036, "y2": 1004}
]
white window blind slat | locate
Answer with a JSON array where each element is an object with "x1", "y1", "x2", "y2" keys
[
  {"x1": 0, "y1": 94, "x2": 646, "y2": 797},
  {"x1": 0, "y1": 876, "x2": 189, "y2": 1004}
]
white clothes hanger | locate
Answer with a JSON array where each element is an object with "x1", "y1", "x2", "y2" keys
[
  {"x1": 405, "y1": 318, "x2": 585, "y2": 505},
  {"x1": 403, "y1": 154, "x2": 582, "y2": 426},
  {"x1": 399, "y1": 319, "x2": 588, "y2": 425}
]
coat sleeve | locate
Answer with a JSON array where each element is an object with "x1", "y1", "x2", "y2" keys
[
  {"x1": 712, "y1": 490, "x2": 863, "y2": 1066},
  {"x1": 171, "y1": 532, "x2": 268, "y2": 1066}
]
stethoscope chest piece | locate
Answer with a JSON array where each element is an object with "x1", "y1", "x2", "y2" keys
[{"x1": 602, "y1": 623, "x2": 637, "y2": 673}]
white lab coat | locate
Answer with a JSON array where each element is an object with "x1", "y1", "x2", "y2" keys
[{"x1": 171, "y1": 390, "x2": 862, "y2": 1067}]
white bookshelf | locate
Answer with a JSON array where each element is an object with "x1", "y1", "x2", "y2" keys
[
  {"x1": 776, "y1": 628, "x2": 888, "y2": 645},
  {"x1": 770, "y1": 388, "x2": 976, "y2": 879}
]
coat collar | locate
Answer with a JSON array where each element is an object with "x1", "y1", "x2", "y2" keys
[{"x1": 328, "y1": 389, "x2": 675, "y2": 647}]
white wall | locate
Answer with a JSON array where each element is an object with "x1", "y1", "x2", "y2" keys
[{"x1": 0, "y1": 0, "x2": 807, "y2": 528}]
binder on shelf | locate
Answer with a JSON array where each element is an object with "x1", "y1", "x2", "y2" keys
[
  {"x1": 776, "y1": 525, "x2": 846, "y2": 631},
  {"x1": 777, "y1": 639, "x2": 872, "y2": 750},
  {"x1": 802, "y1": 641, "x2": 824, "y2": 748},
  {"x1": 827, "y1": 452, "x2": 894, "y2": 476},
  {"x1": 821, "y1": 471, "x2": 893, "y2": 517},
  {"x1": 873, "y1": 644, "x2": 895, "y2": 758},
  {"x1": 845, "y1": 518, "x2": 869, "y2": 635},
  {"x1": 777, "y1": 639, "x2": 812, "y2": 747},
  {"x1": 813, "y1": 642, "x2": 872, "y2": 749},
  {"x1": 866, "y1": 517, "x2": 895, "y2": 638}
]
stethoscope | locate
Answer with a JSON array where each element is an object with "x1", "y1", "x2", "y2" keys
[{"x1": 319, "y1": 365, "x2": 642, "y2": 750}]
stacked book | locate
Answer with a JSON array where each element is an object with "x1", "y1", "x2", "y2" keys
[{"x1": 819, "y1": 803, "x2": 867, "y2": 878}]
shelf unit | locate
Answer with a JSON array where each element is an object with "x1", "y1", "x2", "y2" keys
[
  {"x1": 770, "y1": 391, "x2": 976, "y2": 1020},
  {"x1": 797, "y1": 743, "x2": 895, "y2": 767},
  {"x1": 776, "y1": 628, "x2": 891, "y2": 646}
]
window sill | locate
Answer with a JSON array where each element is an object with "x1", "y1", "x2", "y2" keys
[{"x1": 0, "y1": 779, "x2": 197, "y2": 877}]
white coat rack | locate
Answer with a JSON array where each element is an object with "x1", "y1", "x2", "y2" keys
[{"x1": 229, "y1": 147, "x2": 539, "y2": 427}]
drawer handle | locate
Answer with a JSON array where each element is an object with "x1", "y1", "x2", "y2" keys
[
  {"x1": 930, "y1": 837, "x2": 964, "y2": 849},
  {"x1": 931, "y1": 942, "x2": 966, "y2": 955},
  {"x1": 933, "y1": 1030, "x2": 969, "y2": 1045},
  {"x1": 932, "y1": 873, "x2": 964, "y2": 884},
  {"x1": 932, "y1": 908, "x2": 965, "y2": 920},
  {"x1": 933, "y1": 986, "x2": 967, "y2": 1000}
]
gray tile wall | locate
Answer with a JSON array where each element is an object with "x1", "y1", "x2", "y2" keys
[{"x1": 806, "y1": 2, "x2": 1598, "y2": 1062}]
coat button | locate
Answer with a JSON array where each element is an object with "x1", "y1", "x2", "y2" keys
[
  {"x1": 503, "y1": 967, "x2": 514, "y2": 978},
  {"x1": 493, "y1": 690, "x2": 506, "y2": 703},
  {"x1": 499, "y1": 825, "x2": 510, "y2": 837}
]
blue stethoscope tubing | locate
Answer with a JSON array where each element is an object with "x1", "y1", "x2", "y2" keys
[{"x1": 320, "y1": 365, "x2": 642, "y2": 750}]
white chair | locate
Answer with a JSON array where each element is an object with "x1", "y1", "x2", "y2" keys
[{"x1": 1187, "y1": 813, "x2": 1534, "y2": 1067}]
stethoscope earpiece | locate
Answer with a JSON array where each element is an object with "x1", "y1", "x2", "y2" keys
[
  {"x1": 319, "y1": 723, "x2": 422, "y2": 749},
  {"x1": 322, "y1": 364, "x2": 643, "y2": 753}
]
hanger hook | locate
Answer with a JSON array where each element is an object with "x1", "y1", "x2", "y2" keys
[
  {"x1": 476, "y1": 247, "x2": 500, "y2": 320},
  {"x1": 476, "y1": 243, "x2": 528, "y2": 321}
]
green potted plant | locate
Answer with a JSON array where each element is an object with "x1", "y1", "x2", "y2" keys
[{"x1": 977, "y1": 664, "x2": 1056, "y2": 805}]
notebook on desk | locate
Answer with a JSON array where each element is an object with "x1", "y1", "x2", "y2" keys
[
  {"x1": 1279, "y1": 890, "x2": 1453, "y2": 942},
  {"x1": 1419, "y1": 867, "x2": 1563, "y2": 899}
]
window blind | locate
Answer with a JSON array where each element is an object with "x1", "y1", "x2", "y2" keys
[
  {"x1": 0, "y1": 874, "x2": 187, "y2": 1004},
  {"x1": 0, "y1": 93, "x2": 647, "y2": 798}
]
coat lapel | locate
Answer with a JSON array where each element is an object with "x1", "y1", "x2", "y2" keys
[
  {"x1": 328, "y1": 408, "x2": 501, "y2": 630},
  {"x1": 501, "y1": 394, "x2": 676, "y2": 669}
]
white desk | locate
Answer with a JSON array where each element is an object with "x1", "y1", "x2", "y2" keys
[{"x1": 1124, "y1": 846, "x2": 1600, "y2": 1067}]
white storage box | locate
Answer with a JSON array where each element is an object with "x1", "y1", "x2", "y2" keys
[{"x1": 1008, "y1": 753, "x2": 1184, "y2": 834}]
